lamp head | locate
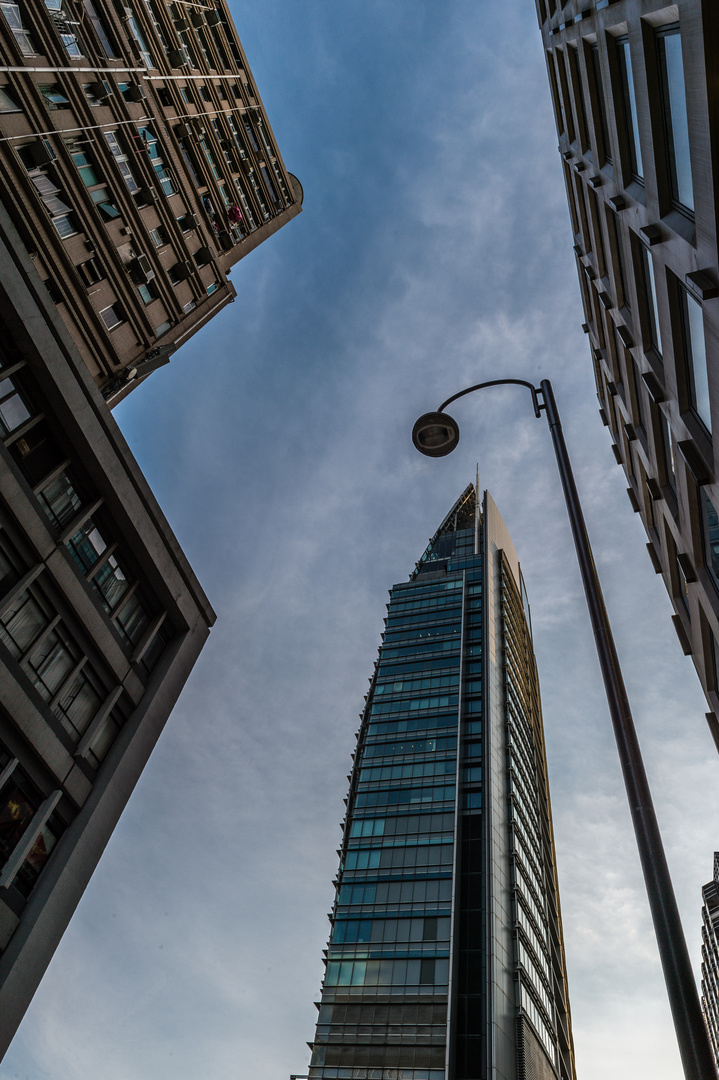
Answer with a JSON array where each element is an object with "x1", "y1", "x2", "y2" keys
[{"x1": 412, "y1": 411, "x2": 460, "y2": 457}]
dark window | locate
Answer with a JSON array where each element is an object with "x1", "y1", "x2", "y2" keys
[
  {"x1": 640, "y1": 245, "x2": 662, "y2": 355},
  {"x1": 77, "y1": 257, "x2": 104, "y2": 286},
  {"x1": 589, "y1": 45, "x2": 612, "y2": 164},
  {"x1": 0, "y1": 84, "x2": 21, "y2": 112}
]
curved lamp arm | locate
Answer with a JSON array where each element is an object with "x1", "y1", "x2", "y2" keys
[{"x1": 438, "y1": 377, "x2": 541, "y2": 418}]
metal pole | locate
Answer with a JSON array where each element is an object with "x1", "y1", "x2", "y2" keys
[{"x1": 539, "y1": 379, "x2": 717, "y2": 1080}]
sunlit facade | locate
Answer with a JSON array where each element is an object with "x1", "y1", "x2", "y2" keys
[{"x1": 306, "y1": 487, "x2": 576, "y2": 1080}]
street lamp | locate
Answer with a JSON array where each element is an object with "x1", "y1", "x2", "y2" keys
[{"x1": 413, "y1": 377, "x2": 717, "y2": 1080}]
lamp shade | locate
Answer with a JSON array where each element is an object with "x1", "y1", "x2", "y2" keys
[{"x1": 412, "y1": 412, "x2": 460, "y2": 457}]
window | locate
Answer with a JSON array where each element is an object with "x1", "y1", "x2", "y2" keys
[
  {"x1": 659, "y1": 410, "x2": 676, "y2": 494},
  {"x1": 0, "y1": 84, "x2": 20, "y2": 112},
  {"x1": 154, "y1": 319, "x2": 171, "y2": 336},
  {"x1": 632, "y1": 360, "x2": 648, "y2": 437},
  {"x1": 682, "y1": 289, "x2": 710, "y2": 432},
  {"x1": 77, "y1": 256, "x2": 104, "y2": 286},
  {"x1": 260, "y1": 165, "x2": 279, "y2": 205},
  {"x1": 82, "y1": 0, "x2": 116, "y2": 57},
  {"x1": 137, "y1": 126, "x2": 175, "y2": 196},
  {"x1": 136, "y1": 282, "x2": 157, "y2": 305},
  {"x1": 104, "y1": 131, "x2": 139, "y2": 193},
  {"x1": 179, "y1": 85, "x2": 192, "y2": 104},
  {"x1": 176, "y1": 136, "x2": 200, "y2": 187},
  {"x1": 640, "y1": 245, "x2": 662, "y2": 355},
  {"x1": 589, "y1": 44, "x2": 611, "y2": 165},
  {"x1": 44, "y1": 0, "x2": 84, "y2": 57},
  {"x1": 610, "y1": 211, "x2": 629, "y2": 310},
  {"x1": 702, "y1": 491, "x2": 719, "y2": 590},
  {"x1": 244, "y1": 120, "x2": 259, "y2": 153},
  {"x1": 657, "y1": 26, "x2": 693, "y2": 214},
  {"x1": 39, "y1": 84, "x2": 70, "y2": 110},
  {"x1": 0, "y1": 764, "x2": 62, "y2": 898},
  {"x1": 38, "y1": 468, "x2": 82, "y2": 527},
  {"x1": 126, "y1": 12, "x2": 152, "y2": 67},
  {"x1": 148, "y1": 225, "x2": 168, "y2": 247},
  {"x1": 199, "y1": 137, "x2": 220, "y2": 180},
  {"x1": 206, "y1": 281, "x2": 218, "y2": 295},
  {"x1": 199, "y1": 85, "x2": 210, "y2": 102},
  {"x1": 0, "y1": 374, "x2": 31, "y2": 434},
  {"x1": 91, "y1": 187, "x2": 120, "y2": 219},
  {"x1": 1, "y1": 2, "x2": 36, "y2": 55},
  {"x1": 99, "y1": 303, "x2": 123, "y2": 330},
  {"x1": 617, "y1": 37, "x2": 643, "y2": 182}
]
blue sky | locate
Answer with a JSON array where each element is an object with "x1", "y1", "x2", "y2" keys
[{"x1": 2, "y1": 3, "x2": 718, "y2": 1079}]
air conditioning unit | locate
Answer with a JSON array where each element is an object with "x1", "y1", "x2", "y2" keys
[
  {"x1": 167, "y1": 48, "x2": 185, "y2": 69},
  {"x1": 205, "y1": 9, "x2": 221, "y2": 25},
  {"x1": 87, "y1": 80, "x2": 111, "y2": 100},
  {"x1": 174, "y1": 17, "x2": 189, "y2": 30},
  {"x1": 135, "y1": 186, "x2": 159, "y2": 204},
  {"x1": 190, "y1": 11, "x2": 205, "y2": 27},
  {"x1": 125, "y1": 84, "x2": 144, "y2": 102},
  {"x1": 173, "y1": 122, "x2": 192, "y2": 140},
  {"x1": 129, "y1": 255, "x2": 155, "y2": 284}
]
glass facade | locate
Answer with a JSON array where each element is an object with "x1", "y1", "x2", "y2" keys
[{"x1": 307, "y1": 487, "x2": 576, "y2": 1080}]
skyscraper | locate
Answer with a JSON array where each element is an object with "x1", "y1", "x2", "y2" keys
[
  {"x1": 535, "y1": 1, "x2": 719, "y2": 748},
  {"x1": 701, "y1": 852, "x2": 719, "y2": 1067},
  {"x1": 0, "y1": 0, "x2": 302, "y2": 403},
  {"x1": 306, "y1": 486, "x2": 576, "y2": 1080},
  {"x1": 0, "y1": 189, "x2": 213, "y2": 1055}
]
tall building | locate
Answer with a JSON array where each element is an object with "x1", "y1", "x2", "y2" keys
[
  {"x1": 0, "y1": 192, "x2": 214, "y2": 1053},
  {"x1": 305, "y1": 486, "x2": 576, "y2": 1080},
  {"x1": 702, "y1": 852, "x2": 719, "y2": 1068},
  {"x1": 0, "y1": 0, "x2": 302, "y2": 403},
  {"x1": 534, "y1": 1, "x2": 719, "y2": 747}
]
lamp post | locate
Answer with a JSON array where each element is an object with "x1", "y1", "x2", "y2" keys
[{"x1": 412, "y1": 377, "x2": 718, "y2": 1080}]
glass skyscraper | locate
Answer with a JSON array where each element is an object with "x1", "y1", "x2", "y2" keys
[{"x1": 306, "y1": 485, "x2": 576, "y2": 1080}]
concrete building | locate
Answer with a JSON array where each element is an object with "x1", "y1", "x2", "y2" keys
[
  {"x1": 535, "y1": 0, "x2": 719, "y2": 746},
  {"x1": 0, "y1": 0, "x2": 302, "y2": 403},
  {"x1": 701, "y1": 852, "x2": 719, "y2": 1068},
  {"x1": 305, "y1": 487, "x2": 576, "y2": 1080},
  {"x1": 0, "y1": 198, "x2": 214, "y2": 1055}
]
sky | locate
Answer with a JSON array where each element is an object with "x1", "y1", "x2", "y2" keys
[{"x1": 2, "y1": 2, "x2": 719, "y2": 1079}]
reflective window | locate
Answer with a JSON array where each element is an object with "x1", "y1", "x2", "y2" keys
[
  {"x1": 683, "y1": 290, "x2": 710, "y2": 432},
  {"x1": 658, "y1": 27, "x2": 693, "y2": 214},
  {"x1": 702, "y1": 491, "x2": 719, "y2": 589},
  {"x1": 641, "y1": 246, "x2": 662, "y2": 355},
  {"x1": 617, "y1": 37, "x2": 643, "y2": 181}
]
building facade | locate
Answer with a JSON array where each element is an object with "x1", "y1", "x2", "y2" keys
[
  {"x1": 305, "y1": 487, "x2": 575, "y2": 1080},
  {"x1": 0, "y1": 0, "x2": 301, "y2": 402},
  {"x1": 0, "y1": 197, "x2": 214, "y2": 1055},
  {"x1": 702, "y1": 852, "x2": 719, "y2": 1068},
  {"x1": 535, "y1": 0, "x2": 719, "y2": 746}
]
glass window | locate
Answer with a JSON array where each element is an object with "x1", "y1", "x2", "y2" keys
[
  {"x1": 658, "y1": 27, "x2": 693, "y2": 214},
  {"x1": 617, "y1": 37, "x2": 643, "y2": 181},
  {"x1": 83, "y1": 0, "x2": 115, "y2": 56},
  {"x1": 126, "y1": 13, "x2": 152, "y2": 67},
  {"x1": 610, "y1": 211, "x2": 629, "y2": 309},
  {"x1": 66, "y1": 517, "x2": 108, "y2": 571},
  {"x1": 104, "y1": 131, "x2": 139, "y2": 193},
  {"x1": 1, "y1": 3, "x2": 36, "y2": 54},
  {"x1": 683, "y1": 290, "x2": 710, "y2": 432},
  {"x1": 641, "y1": 246, "x2": 662, "y2": 355},
  {"x1": 589, "y1": 44, "x2": 611, "y2": 164},
  {"x1": 0, "y1": 84, "x2": 20, "y2": 112},
  {"x1": 659, "y1": 410, "x2": 676, "y2": 493},
  {"x1": 0, "y1": 590, "x2": 50, "y2": 658},
  {"x1": 114, "y1": 590, "x2": 150, "y2": 648},
  {"x1": 77, "y1": 257, "x2": 104, "y2": 286},
  {"x1": 702, "y1": 491, "x2": 719, "y2": 589},
  {"x1": 38, "y1": 469, "x2": 82, "y2": 527},
  {"x1": 39, "y1": 84, "x2": 70, "y2": 110},
  {"x1": 99, "y1": 303, "x2": 123, "y2": 330},
  {"x1": 0, "y1": 375, "x2": 30, "y2": 434}
]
